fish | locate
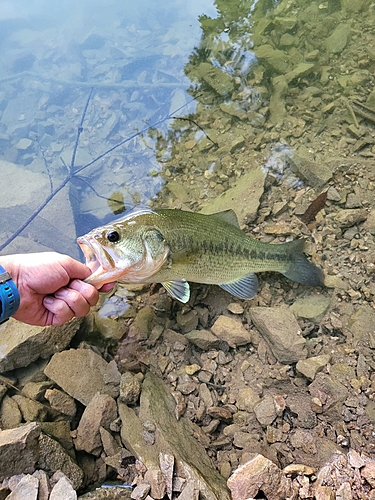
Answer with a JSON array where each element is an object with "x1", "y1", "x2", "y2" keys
[{"x1": 77, "y1": 207, "x2": 324, "y2": 303}]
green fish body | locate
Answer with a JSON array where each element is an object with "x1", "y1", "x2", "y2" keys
[{"x1": 77, "y1": 208, "x2": 324, "y2": 303}]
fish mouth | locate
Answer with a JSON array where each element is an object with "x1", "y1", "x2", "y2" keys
[{"x1": 77, "y1": 236, "x2": 122, "y2": 288}]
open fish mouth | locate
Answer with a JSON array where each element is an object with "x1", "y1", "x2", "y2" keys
[{"x1": 77, "y1": 236, "x2": 119, "y2": 287}]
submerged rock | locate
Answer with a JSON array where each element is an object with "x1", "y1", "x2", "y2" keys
[{"x1": 200, "y1": 166, "x2": 265, "y2": 224}]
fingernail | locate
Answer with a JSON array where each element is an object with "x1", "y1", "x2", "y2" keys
[{"x1": 43, "y1": 297, "x2": 54, "y2": 306}]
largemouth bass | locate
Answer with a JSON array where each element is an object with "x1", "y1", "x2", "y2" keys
[{"x1": 77, "y1": 208, "x2": 324, "y2": 303}]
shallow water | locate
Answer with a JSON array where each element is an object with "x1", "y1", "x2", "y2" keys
[{"x1": 0, "y1": 0, "x2": 374, "y2": 263}]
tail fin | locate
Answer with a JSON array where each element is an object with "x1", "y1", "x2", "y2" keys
[{"x1": 281, "y1": 239, "x2": 324, "y2": 287}]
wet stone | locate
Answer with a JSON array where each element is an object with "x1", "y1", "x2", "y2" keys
[
  {"x1": 44, "y1": 388, "x2": 77, "y2": 417},
  {"x1": 0, "y1": 423, "x2": 40, "y2": 481},
  {"x1": 74, "y1": 393, "x2": 118, "y2": 456},
  {"x1": 44, "y1": 348, "x2": 120, "y2": 406}
]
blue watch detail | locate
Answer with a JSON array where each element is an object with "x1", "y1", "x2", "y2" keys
[{"x1": 0, "y1": 265, "x2": 20, "y2": 324}]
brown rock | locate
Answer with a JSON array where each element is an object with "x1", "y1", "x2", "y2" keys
[
  {"x1": 0, "y1": 422, "x2": 40, "y2": 481},
  {"x1": 314, "y1": 485, "x2": 335, "y2": 500},
  {"x1": 0, "y1": 318, "x2": 82, "y2": 372},
  {"x1": 250, "y1": 307, "x2": 307, "y2": 363},
  {"x1": 362, "y1": 462, "x2": 375, "y2": 487},
  {"x1": 44, "y1": 349, "x2": 120, "y2": 406},
  {"x1": 12, "y1": 394, "x2": 48, "y2": 422},
  {"x1": 44, "y1": 388, "x2": 77, "y2": 417},
  {"x1": 227, "y1": 454, "x2": 292, "y2": 500},
  {"x1": 211, "y1": 316, "x2": 252, "y2": 348},
  {"x1": 75, "y1": 393, "x2": 118, "y2": 456}
]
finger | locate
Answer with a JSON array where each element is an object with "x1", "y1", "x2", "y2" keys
[
  {"x1": 43, "y1": 296, "x2": 75, "y2": 325},
  {"x1": 54, "y1": 287, "x2": 92, "y2": 317},
  {"x1": 68, "y1": 279, "x2": 99, "y2": 306},
  {"x1": 99, "y1": 282, "x2": 115, "y2": 293}
]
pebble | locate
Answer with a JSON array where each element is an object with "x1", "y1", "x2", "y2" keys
[
  {"x1": 227, "y1": 303, "x2": 244, "y2": 315},
  {"x1": 290, "y1": 295, "x2": 331, "y2": 321}
]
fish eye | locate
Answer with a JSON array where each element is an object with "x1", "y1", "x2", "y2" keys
[{"x1": 106, "y1": 230, "x2": 120, "y2": 243}]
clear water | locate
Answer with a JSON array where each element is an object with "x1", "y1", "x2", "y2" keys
[{"x1": 0, "y1": 0, "x2": 373, "y2": 264}]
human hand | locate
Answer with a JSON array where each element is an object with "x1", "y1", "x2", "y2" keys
[{"x1": 0, "y1": 252, "x2": 111, "y2": 326}]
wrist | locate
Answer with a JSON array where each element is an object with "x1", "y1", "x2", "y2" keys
[{"x1": 0, "y1": 264, "x2": 21, "y2": 324}]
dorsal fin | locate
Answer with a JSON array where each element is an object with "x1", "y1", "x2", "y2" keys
[{"x1": 210, "y1": 209, "x2": 240, "y2": 228}]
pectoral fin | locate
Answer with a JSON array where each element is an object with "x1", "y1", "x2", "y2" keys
[
  {"x1": 162, "y1": 280, "x2": 190, "y2": 303},
  {"x1": 219, "y1": 273, "x2": 259, "y2": 300}
]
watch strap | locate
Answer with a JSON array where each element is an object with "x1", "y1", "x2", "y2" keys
[{"x1": 0, "y1": 265, "x2": 20, "y2": 324}]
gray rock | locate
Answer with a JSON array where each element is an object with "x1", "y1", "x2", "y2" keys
[
  {"x1": 290, "y1": 295, "x2": 331, "y2": 321},
  {"x1": 227, "y1": 454, "x2": 292, "y2": 500},
  {"x1": 15, "y1": 138, "x2": 32, "y2": 150},
  {"x1": 32, "y1": 470, "x2": 50, "y2": 500},
  {"x1": 211, "y1": 316, "x2": 252, "y2": 348},
  {"x1": 253, "y1": 395, "x2": 277, "y2": 426},
  {"x1": 0, "y1": 318, "x2": 83, "y2": 372},
  {"x1": 49, "y1": 475, "x2": 77, "y2": 500},
  {"x1": 38, "y1": 433, "x2": 83, "y2": 490},
  {"x1": 0, "y1": 422, "x2": 40, "y2": 481},
  {"x1": 250, "y1": 307, "x2": 307, "y2": 363},
  {"x1": 0, "y1": 395, "x2": 22, "y2": 429},
  {"x1": 290, "y1": 154, "x2": 332, "y2": 188},
  {"x1": 185, "y1": 329, "x2": 228, "y2": 350},
  {"x1": 44, "y1": 348, "x2": 120, "y2": 406},
  {"x1": 296, "y1": 355, "x2": 331, "y2": 381},
  {"x1": 7, "y1": 474, "x2": 38, "y2": 500},
  {"x1": 74, "y1": 393, "x2": 118, "y2": 456},
  {"x1": 119, "y1": 371, "x2": 231, "y2": 500},
  {"x1": 44, "y1": 388, "x2": 77, "y2": 417}
]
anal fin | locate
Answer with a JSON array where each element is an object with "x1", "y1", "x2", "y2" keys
[{"x1": 219, "y1": 273, "x2": 259, "y2": 300}]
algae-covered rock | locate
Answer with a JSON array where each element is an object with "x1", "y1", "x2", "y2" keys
[
  {"x1": 255, "y1": 45, "x2": 289, "y2": 73},
  {"x1": 323, "y1": 24, "x2": 350, "y2": 54},
  {"x1": 200, "y1": 166, "x2": 265, "y2": 224},
  {"x1": 193, "y1": 62, "x2": 235, "y2": 96}
]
